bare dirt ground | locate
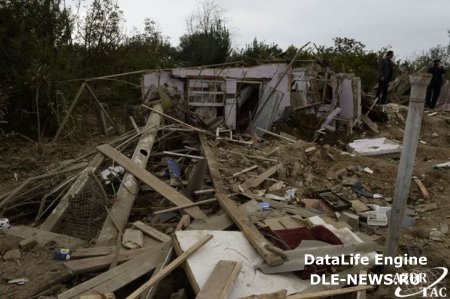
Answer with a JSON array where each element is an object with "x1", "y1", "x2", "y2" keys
[{"x1": 0, "y1": 105, "x2": 449, "y2": 298}]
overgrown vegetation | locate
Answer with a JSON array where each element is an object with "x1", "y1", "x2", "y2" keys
[{"x1": 0, "y1": 0, "x2": 448, "y2": 137}]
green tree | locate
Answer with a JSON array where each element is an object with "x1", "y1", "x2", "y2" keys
[
  {"x1": 122, "y1": 18, "x2": 176, "y2": 70},
  {"x1": 177, "y1": 0, "x2": 231, "y2": 66},
  {"x1": 0, "y1": 0, "x2": 73, "y2": 134},
  {"x1": 76, "y1": 0, "x2": 124, "y2": 76},
  {"x1": 317, "y1": 37, "x2": 380, "y2": 90},
  {"x1": 232, "y1": 38, "x2": 283, "y2": 63},
  {"x1": 401, "y1": 30, "x2": 450, "y2": 77}
]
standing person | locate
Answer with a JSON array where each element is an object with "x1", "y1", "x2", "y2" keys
[
  {"x1": 425, "y1": 59, "x2": 446, "y2": 108},
  {"x1": 376, "y1": 50, "x2": 394, "y2": 104}
]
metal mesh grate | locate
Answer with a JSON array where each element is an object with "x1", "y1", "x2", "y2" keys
[{"x1": 56, "y1": 174, "x2": 113, "y2": 242}]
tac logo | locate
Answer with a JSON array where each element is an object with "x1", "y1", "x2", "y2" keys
[{"x1": 395, "y1": 267, "x2": 448, "y2": 298}]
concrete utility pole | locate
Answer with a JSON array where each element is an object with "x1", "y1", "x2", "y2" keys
[
  {"x1": 384, "y1": 73, "x2": 431, "y2": 258},
  {"x1": 96, "y1": 104, "x2": 163, "y2": 245}
]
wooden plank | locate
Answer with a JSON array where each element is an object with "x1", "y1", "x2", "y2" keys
[
  {"x1": 241, "y1": 164, "x2": 281, "y2": 189},
  {"x1": 350, "y1": 200, "x2": 370, "y2": 214},
  {"x1": 173, "y1": 232, "x2": 200, "y2": 294},
  {"x1": 286, "y1": 285, "x2": 373, "y2": 299},
  {"x1": 153, "y1": 198, "x2": 217, "y2": 216},
  {"x1": 132, "y1": 220, "x2": 171, "y2": 243},
  {"x1": 64, "y1": 247, "x2": 154, "y2": 274},
  {"x1": 6, "y1": 225, "x2": 85, "y2": 249},
  {"x1": 163, "y1": 151, "x2": 205, "y2": 160},
  {"x1": 72, "y1": 246, "x2": 116, "y2": 258},
  {"x1": 361, "y1": 114, "x2": 379, "y2": 133},
  {"x1": 97, "y1": 144, "x2": 207, "y2": 220},
  {"x1": 195, "y1": 260, "x2": 241, "y2": 299},
  {"x1": 126, "y1": 234, "x2": 213, "y2": 299},
  {"x1": 57, "y1": 243, "x2": 170, "y2": 299},
  {"x1": 256, "y1": 127, "x2": 296, "y2": 143},
  {"x1": 142, "y1": 104, "x2": 208, "y2": 134},
  {"x1": 413, "y1": 176, "x2": 429, "y2": 198},
  {"x1": 139, "y1": 215, "x2": 191, "y2": 299},
  {"x1": 232, "y1": 165, "x2": 258, "y2": 177},
  {"x1": 199, "y1": 134, "x2": 283, "y2": 266}
]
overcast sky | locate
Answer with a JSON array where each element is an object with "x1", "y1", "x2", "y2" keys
[{"x1": 113, "y1": 0, "x2": 449, "y2": 59}]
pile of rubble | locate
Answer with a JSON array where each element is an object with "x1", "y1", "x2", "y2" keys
[{"x1": 0, "y1": 66, "x2": 449, "y2": 299}]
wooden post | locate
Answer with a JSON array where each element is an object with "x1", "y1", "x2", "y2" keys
[
  {"x1": 52, "y1": 82, "x2": 86, "y2": 142},
  {"x1": 384, "y1": 73, "x2": 431, "y2": 258}
]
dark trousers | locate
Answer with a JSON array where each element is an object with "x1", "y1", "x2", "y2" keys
[
  {"x1": 425, "y1": 83, "x2": 442, "y2": 108},
  {"x1": 376, "y1": 79, "x2": 389, "y2": 104}
]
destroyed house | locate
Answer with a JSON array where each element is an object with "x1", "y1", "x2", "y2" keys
[{"x1": 141, "y1": 63, "x2": 362, "y2": 134}]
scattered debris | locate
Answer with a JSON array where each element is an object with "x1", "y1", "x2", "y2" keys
[
  {"x1": 0, "y1": 66, "x2": 448, "y2": 299},
  {"x1": 3, "y1": 248, "x2": 21, "y2": 261},
  {"x1": 347, "y1": 138, "x2": 402, "y2": 156},
  {"x1": 363, "y1": 167, "x2": 374, "y2": 174},
  {"x1": 415, "y1": 203, "x2": 438, "y2": 213},
  {"x1": 432, "y1": 161, "x2": 450, "y2": 169},
  {"x1": 0, "y1": 217, "x2": 10, "y2": 230},
  {"x1": 8, "y1": 278, "x2": 29, "y2": 285},
  {"x1": 53, "y1": 248, "x2": 71, "y2": 261}
]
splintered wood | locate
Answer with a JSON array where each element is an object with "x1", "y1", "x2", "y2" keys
[
  {"x1": 199, "y1": 134, "x2": 283, "y2": 266},
  {"x1": 195, "y1": 260, "x2": 241, "y2": 299},
  {"x1": 96, "y1": 144, "x2": 207, "y2": 220}
]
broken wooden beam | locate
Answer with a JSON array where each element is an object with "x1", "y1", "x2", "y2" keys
[
  {"x1": 140, "y1": 215, "x2": 191, "y2": 299},
  {"x1": 131, "y1": 220, "x2": 171, "y2": 243},
  {"x1": 64, "y1": 246, "x2": 162, "y2": 275},
  {"x1": 142, "y1": 104, "x2": 208, "y2": 134},
  {"x1": 232, "y1": 165, "x2": 258, "y2": 178},
  {"x1": 96, "y1": 104, "x2": 163, "y2": 245},
  {"x1": 193, "y1": 189, "x2": 215, "y2": 195},
  {"x1": 361, "y1": 114, "x2": 379, "y2": 133},
  {"x1": 96, "y1": 144, "x2": 207, "y2": 221},
  {"x1": 57, "y1": 243, "x2": 171, "y2": 299},
  {"x1": 195, "y1": 260, "x2": 241, "y2": 299},
  {"x1": 154, "y1": 198, "x2": 217, "y2": 216},
  {"x1": 412, "y1": 176, "x2": 429, "y2": 198},
  {"x1": 163, "y1": 151, "x2": 205, "y2": 160},
  {"x1": 126, "y1": 234, "x2": 213, "y2": 299},
  {"x1": 199, "y1": 134, "x2": 283, "y2": 266},
  {"x1": 7, "y1": 225, "x2": 86, "y2": 249},
  {"x1": 256, "y1": 127, "x2": 296, "y2": 143},
  {"x1": 240, "y1": 164, "x2": 282, "y2": 189},
  {"x1": 71, "y1": 246, "x2": 117, "y2": 259}
]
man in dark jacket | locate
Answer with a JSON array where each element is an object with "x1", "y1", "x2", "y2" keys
[
  {"x1": 425, "y1": 59, "x2": 446, "y2": 108},
  {"x1": 376, "y1": 50, "x2": 394, "y2": 104}
]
